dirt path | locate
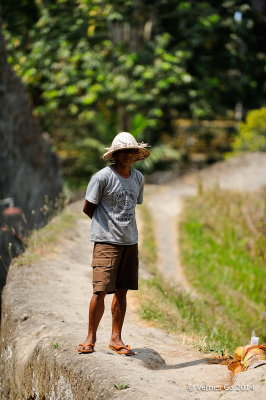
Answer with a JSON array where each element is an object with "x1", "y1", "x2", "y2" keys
[
  {"x1": 183, "y1": 152, "x2": 266, "y2": 192},
  {"x1": 3, "y1": 153, "x2": 266, "y2": 399},
  {"x1": 143, "y1": 182, "x2": 197, "y2": 293},
  {"x1": 144, "y1": 152, "x2": 266, "y2": 295},
  {"x1": 32, "y1": 201, "x2": 233, "y2": 399}
]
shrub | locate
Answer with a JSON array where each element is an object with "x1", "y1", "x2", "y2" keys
[{"x1": 232, "y1": 108, "x2": 266, "y2": 152}]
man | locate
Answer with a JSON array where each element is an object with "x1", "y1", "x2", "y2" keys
[{"x1": 77, "y1": 132, "x2": 150, "y2": 356}]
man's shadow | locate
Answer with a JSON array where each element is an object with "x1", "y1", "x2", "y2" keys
[{"x1": 131, "y1": 347, "x2": 215, "y2": 370}]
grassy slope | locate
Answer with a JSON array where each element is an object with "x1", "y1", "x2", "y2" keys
[
  {"x1": 180, "y1": 189, "x2": 266, "y2": 346},
  {"x1": 13, "y1": 209, "x2": 76, "y2": 267},
  {"x1": 137, "y1": 189, "x2": 266, "y2": 355}
]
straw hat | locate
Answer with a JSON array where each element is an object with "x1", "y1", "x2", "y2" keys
[{"x1": 102, "y1": 132, "x2": 150, "y2": 161}]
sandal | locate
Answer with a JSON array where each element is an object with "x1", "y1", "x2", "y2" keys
[
  {"x1": 76, "y1": 343, "x2": 95, "y2": 354},
  {"x1": 109, "y1": 344, "x2": 135, "y2": 356}
]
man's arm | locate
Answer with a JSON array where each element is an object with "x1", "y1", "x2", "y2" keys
[{"x1": 83, "y1": 200, "x2": 97, "y2": 219}]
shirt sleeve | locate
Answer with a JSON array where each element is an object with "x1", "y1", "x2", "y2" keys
[
  {"x1": 85, "y1": 174, "x2": 104, "y2": 205},
  {"x1": 137, "y1": 177, "x2": 144, "y2": 204}
]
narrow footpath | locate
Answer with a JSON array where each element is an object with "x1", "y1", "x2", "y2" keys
[
  {"x1": 143, "y1": 182, "x2": 196, "y2": 293},
  {"x1": 3, "y1": 151, "x2": 266, "y2": 399},
  {"x1": 2, "y1": 200, "x2": 260, "y2": 400}
]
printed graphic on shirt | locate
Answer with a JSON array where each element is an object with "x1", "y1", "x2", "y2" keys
[{"x1": 111, "y1": 189, "x2": 136, "y2": 226}]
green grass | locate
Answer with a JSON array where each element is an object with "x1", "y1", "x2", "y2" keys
[
  {"x1": 180, "y1": 188, "x2": 266, "y2": 346},
  {"x1": 139, "y1": 278, "x2": 235, "y2": 354},
  {"x1": 138, "y1": 204, "x2": 234, "y2": 354},
  {"x1": 137, "y1": 190, "x2": 266, "y2": 355},
  {"x1": 13, "y1": 210, "x2": 76, "y2": 267}
]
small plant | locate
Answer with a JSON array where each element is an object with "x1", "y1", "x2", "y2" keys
[
  {"x1": 52, "y1": 343, "x2": 60, "y2": 349},
  {"x1": 114, "y1": 383, "x2": 130, "y2": 390}
]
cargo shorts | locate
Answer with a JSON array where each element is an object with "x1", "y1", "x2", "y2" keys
[{"x1": 91, "y1": 242, "x2": 139, "y2": 294}]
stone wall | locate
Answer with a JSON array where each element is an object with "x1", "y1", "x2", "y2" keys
[{"x1": 0, "y1": 27, "x2": 62, "y2": 299}]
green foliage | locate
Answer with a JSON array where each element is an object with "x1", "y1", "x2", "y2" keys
[
  {"x1": 1, "y1": 0, "x2": 265, "y2": 180},
  {"x1": 136, "y1": 143, "x2": 180, "y2": 173},
  {"x1": 232, "y1": 107, "x2": 266, "y2": 152}
]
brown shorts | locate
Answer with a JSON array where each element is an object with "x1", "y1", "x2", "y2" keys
[{"x1": 91, "y1": 242, "x2": 139, "y2": 294}]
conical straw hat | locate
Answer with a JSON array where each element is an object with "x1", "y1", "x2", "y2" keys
[{"x1": 102, "y1": 132, "x2": 150, "y2": 161}]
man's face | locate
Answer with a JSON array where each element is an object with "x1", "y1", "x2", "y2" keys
[{"x1": 114, "y1": 149, "x2": 139, "y2": 166}]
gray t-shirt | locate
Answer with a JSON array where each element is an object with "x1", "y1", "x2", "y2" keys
[{"x1": 85, "y1": 166, "x2": 144, "y2": 245}]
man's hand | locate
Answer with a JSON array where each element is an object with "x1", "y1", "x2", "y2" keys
[{"x1": 83, "y1": 200, "x2": 97, "y2": 219}]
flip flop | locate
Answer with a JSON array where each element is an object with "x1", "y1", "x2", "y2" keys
[
  {"x1": 109, "y1": 344, "x2": 135, "y2": 356},
  {"x1": 76, "y1": 343, "x2": 95, "y2": 354}
]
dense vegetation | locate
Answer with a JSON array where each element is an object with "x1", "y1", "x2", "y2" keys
[{"x1": 1, "y1": 0, "x2": 265, "y2": 181}]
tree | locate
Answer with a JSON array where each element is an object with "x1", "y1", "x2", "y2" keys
[{"x1": 1, "y1": 1, "x2": 265, "y2": 180}]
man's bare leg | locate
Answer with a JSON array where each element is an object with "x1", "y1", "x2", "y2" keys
[
  {"x1": 77, "y1": 290, "x2": 107, "y2": 352},
  {"x1": 109, "y1": 289, "x2": 135, "y2": 355}
]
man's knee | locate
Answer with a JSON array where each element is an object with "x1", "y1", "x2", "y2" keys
[
  {"x1": 114, "y1": 288, "x2": 128, "y2": 298},
  {"x1": 93, "y1": 290, "x2": 107, "y2": 299}
]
